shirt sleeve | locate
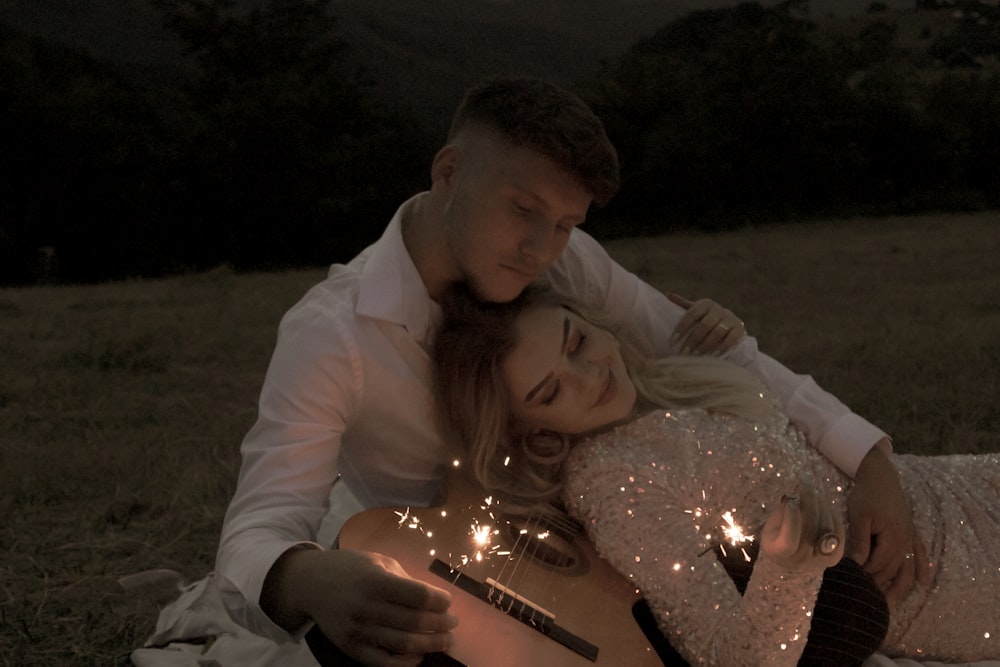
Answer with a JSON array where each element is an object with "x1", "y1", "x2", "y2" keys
[
  {"x1": 564, "y1": 448, "x2": 824, "y2": 667},
  {"x1": 215, "y1": 289, "x2": 360, "y2": 642},
  {"x1": 548, "y1": 229, "x2": 888, "y2": 477}
]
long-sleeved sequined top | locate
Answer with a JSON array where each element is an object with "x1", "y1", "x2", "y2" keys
[{"x1": 563, "y1": 407, "x2": 1000, "y2": 666}]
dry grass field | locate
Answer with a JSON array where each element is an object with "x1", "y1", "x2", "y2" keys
[{"x1": 1, "y1": 211, "x2": 998, "y2": 665}]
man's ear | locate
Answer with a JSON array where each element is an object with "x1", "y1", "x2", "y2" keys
[{"x1": 431, "y1": 144, "x2": 461, "y2": 187}]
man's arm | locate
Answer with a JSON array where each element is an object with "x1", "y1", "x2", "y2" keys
[
  {"x1": 550, "y1": 228, "x2": 927, "y2": 599},
  {"x1": 216, "y1": 292, "x2": 456, "y2": 665}
]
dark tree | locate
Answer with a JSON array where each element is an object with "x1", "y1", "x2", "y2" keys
[{"x1": 154, "y1": 0, "x2": 428, "y2": 272}]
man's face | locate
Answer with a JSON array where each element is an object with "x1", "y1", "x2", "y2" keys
[{"x1": 440, "y1": 133, "x2": 593, "y2": 303}]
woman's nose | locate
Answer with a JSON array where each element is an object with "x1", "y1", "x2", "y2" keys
[{"x1": 569, "y1": 357, "x2": 601, "y2": 384}]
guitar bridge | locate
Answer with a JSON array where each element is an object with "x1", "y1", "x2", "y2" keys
[
  {"x1": 428, "y1": 558, "x2": 599, "y2": 662},
  {"x1": 484, "y1": 577, "x2": 556, "y2": 621}
]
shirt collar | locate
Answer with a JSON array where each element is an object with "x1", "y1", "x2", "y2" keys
[{"x1": 356, "y1": 193, "x2": 441, "y2": 344}]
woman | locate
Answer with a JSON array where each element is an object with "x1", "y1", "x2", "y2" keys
[{"x1": 433, "y1": 284, "x2": 1000, "y2": 667}]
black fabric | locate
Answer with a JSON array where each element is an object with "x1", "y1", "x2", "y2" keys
[
  {"x1": 796, "y1": 558, "x2": 890, "y2": 667},
  {"x1": 306, "y1": 626, "x2": 466, "y2": 666},
  {"x1": 632, "y1": 542, "x2": 889, "y2": 667}
]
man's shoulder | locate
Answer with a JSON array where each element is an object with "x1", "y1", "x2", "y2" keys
[
  {"x1": 281, "y1": 263, "x2": 364, "y2": 327},
  {"x1": 546, "y1": 227, "x2": 614, "y2": 294}
]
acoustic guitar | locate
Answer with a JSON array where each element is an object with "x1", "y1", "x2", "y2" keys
[{"x1": 310, "y1": 474, "x2": 661, "y2": 666}]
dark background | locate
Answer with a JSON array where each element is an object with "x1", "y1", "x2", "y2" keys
[{"x1": 2, "y1": 0, "x2": 997, "y2": 286}]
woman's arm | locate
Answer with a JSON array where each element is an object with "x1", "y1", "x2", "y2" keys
[{"x1": 564, "y1": 445, "x2": 828, "y2": 666}]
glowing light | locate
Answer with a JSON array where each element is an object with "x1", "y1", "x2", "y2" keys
[
  {"x1": 472, "y1": 523, "x2": 492, "y2": 547},
  {"x1": 394, "y1": 508, "x2": 427, "y2": 533},
  {"x1": 452, "y1": 459, "x2": 461, "y2": 468},
  {"x1": 721, "y1": 510, "x2": 754, "y2": 548},
  {"x1": 462, "y1": 519, "x2": 502, "y2": 566}
]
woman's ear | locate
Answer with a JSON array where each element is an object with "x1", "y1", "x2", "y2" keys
[{"x1": 508, "y1": 416, "x2": 542, "y2": 438}]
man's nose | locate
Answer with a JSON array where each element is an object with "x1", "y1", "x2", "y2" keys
[{"x1": 519, "y1": 223, "x2": 553, "y2": 259}]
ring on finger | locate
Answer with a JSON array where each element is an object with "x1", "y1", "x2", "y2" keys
[{"x1": 816, "y1": 533, "x2": 840, "y2": 555}]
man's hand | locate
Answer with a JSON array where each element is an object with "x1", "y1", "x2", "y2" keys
[
  {"x1": 668, "y1": 293, "x2": 746, "y2": 355},
  {"x1": 262, "y1": 547, "x2": 457, "y2": 667},
  {"x1": 846, "y1": 442, "x2": 930, "y2": 605}
]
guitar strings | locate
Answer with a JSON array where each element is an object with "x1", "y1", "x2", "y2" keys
[{"x1": 490, "y1": 505, "x2": 580, "y2": 627}]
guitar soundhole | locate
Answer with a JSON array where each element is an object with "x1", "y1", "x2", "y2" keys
[{"x1": 500, "y1": 513, "x2": 589, "y2": 576}]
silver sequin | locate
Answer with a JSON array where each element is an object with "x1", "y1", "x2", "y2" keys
[{"x1": 563, "y1": 407, "x2": 1000, "y2": 665}]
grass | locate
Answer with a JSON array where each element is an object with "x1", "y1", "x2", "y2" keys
[{"x1": 1, "y1": 211, "x2": 999, "y2": 665}]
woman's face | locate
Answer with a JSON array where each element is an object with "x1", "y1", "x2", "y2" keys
[{"x1": 501, "y1": 303, "x2": 637, "y2": 435}]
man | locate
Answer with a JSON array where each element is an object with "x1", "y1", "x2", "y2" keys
[{"x1": 215, "y1": 77, "x2": 926, "y2": 666}]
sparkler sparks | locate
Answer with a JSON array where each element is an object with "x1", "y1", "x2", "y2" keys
[
  {"x1": 693, "y1": 504, "x2": 755, "y2": 561},
  {"x1": 394, "y1": 508, "x2": 424, "y2": 532},
  {"x1": 721, "y1": 511, "x2": 751, "y2": 546},
  {"x1": 471, "y1": 522, "x2": 492, "y2": 547},
  {"x1": 392, "y1": 491, "x2": 511, "y2": 570},
  {"x1": 721, "y1": 510, "x2": 755, "y2": 562}
]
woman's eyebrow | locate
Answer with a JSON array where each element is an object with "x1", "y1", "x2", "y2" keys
[{"x1": 523, "y1": 316, "x2": 569, "y2": 403}]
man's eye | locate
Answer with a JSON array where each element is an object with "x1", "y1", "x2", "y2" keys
[
  {"x1": 541, "y1": 383, "x2": 559, "y2": 406},
  {"x1": 571, "y1": 334, "x2": 587, "y2": 354}
]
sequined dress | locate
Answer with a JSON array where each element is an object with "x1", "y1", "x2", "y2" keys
[{"x1": 562, "y1": 407, "x2": 1000, "y2": 666}]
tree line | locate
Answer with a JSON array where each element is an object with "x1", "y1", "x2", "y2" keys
[{"x1": 2, "y1": 0, "x2": 998, "y2": 285}]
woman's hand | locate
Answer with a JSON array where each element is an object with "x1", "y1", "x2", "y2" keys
[
  {"x1": 761, "y1": 482, "x2": 845, "y2": 573},
  {"x1": 668, "y1": 293, "x2": 746, "y2": 356}
]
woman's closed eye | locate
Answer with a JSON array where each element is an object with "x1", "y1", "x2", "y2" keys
[
  {"x1": 540, "y1": 381, "x2": 560, "y2": 406},
  {"x1": 539, "y1": 334, "x2": 587, "y2": 406}
]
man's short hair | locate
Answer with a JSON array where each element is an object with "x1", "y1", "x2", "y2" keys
[{"x1": 448, "y1": 77, "x2": 620, "y2": 207}]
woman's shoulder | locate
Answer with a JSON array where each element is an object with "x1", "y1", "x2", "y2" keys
[
  {"x1": 572, "y1": 405, "x2": 789, "y2": 464},
  {"x1": 572, "y1": 408, "x2": 712, "y2": 458}
]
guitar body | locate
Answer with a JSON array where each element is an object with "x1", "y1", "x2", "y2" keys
[{"x1": 333, "y1": 477, "x2": 660, "y2": 666}]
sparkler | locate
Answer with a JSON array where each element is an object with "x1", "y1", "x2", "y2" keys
[
  {"x1": 719, "y1": 510, "x2": 755, "y2": 562},
  {"x1": 695, "y1": 507, "x2": 755, "y2": 562}
]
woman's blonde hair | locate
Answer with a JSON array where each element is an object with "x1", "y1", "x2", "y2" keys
[{"x1": 433, "y1": 282, "x2": 771, "y2": 508}]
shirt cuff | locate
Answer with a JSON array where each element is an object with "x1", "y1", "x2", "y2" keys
[
  {"x1": 218, "y1": 540, "x2": 324, "y2": 643},
  {"x1": 812, "y1": 413, "x2": 890, "y2": 479}
]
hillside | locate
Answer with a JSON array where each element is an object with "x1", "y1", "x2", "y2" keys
[
  {"x1": 8, "y1": 0, "x2": 996, "y2": 287},
  {"x1": 1, "y1": 0, "x2": 916, "y2": 131}
]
